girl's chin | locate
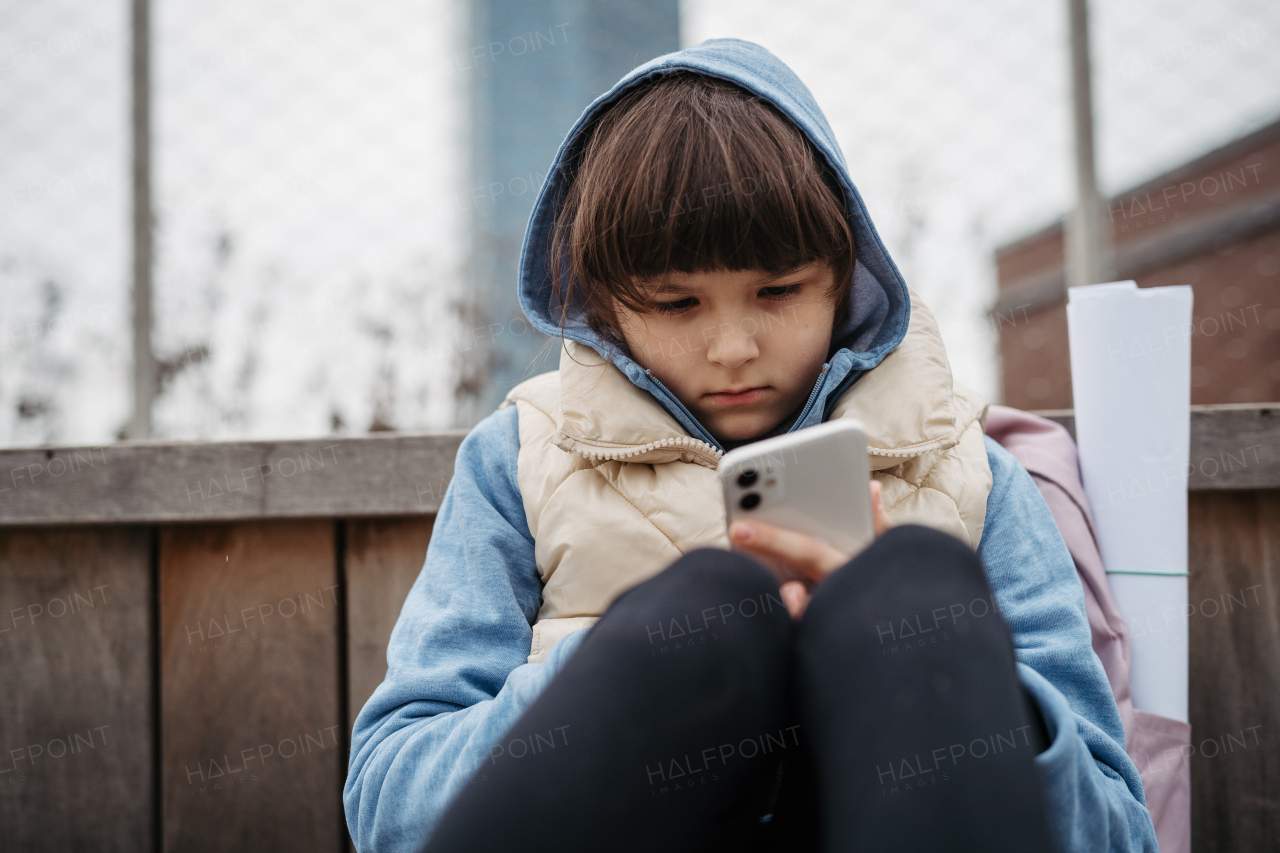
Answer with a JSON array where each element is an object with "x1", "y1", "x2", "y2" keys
[{"x1": 707, "y1": 414, "x2": 783, "y2": 445}]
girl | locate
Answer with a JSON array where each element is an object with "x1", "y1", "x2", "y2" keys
[{"x1": 345, "y1": 39, "x2": 1157, "y2": 853}]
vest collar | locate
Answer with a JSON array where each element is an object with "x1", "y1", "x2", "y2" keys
[{"x1": 553, "y1": 289, "x2": 966, "y2": 471}]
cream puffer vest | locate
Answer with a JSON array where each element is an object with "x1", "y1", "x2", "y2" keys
[{"x1": 500, "y1": 289, "x2": 993, "y2": 662}]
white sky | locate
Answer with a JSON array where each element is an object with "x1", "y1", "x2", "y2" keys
[{"x1": 1, "y1": 0, "x2": 1277, "y2": 446}]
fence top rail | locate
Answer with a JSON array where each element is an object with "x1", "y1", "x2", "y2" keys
[{"x1": 0, "y1": 406, "x2": 1274, "y2": 526}]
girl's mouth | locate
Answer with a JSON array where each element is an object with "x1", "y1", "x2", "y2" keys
[{"x1": 705, "y1": 386, "x2": 768, "y2": 406}]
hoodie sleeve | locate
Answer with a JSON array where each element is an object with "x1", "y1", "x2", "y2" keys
[
  {"x1": 978, "y1": 435, "x2": 1158, "y2": 853},
  {"x1": 343, "y1": 405, "x2": 587, "y2": 853}
]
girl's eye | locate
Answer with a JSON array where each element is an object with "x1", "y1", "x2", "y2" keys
[
  {"x1": 653, "y1": 297, "x2": 698, "y2": 315},
  {"x1": 759, "y1": 284, "x2": 802, "y2": 300}
]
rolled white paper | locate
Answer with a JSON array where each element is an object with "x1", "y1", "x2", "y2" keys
[{"x1": 1066, "y1": 281, "x2": 1192, "y2": 724}]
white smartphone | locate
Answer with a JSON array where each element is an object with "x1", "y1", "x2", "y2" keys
[{"x1": 719, "y1": 419, "x2": 875, "y2": 579}]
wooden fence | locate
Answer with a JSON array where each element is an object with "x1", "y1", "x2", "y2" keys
[{"x1": 0, "y1": 406, "x2": 1276, "y2": 851}]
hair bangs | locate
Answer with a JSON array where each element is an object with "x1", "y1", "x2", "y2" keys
[{"x1": 551, "y1": 72, "x2": 855, "y2": 342}]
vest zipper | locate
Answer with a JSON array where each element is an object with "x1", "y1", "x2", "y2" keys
[
  {"x1": 789, "y1": 364, "x2": 830, "y2": 431},
  {"x1": 573, "y1": 434, "x2": 723, "y2": 462},
  {"x1": 643, "y1": 370, "x2": 723, "y2": 450}
]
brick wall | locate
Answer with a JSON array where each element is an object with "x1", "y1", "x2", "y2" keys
[{"x1": 994, "y1": 121, "x2": 1280, "y2": 409}]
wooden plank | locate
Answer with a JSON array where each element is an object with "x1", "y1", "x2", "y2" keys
[
  {"x1": 1188, "y1": 490, "x2": 1280, "y2": 852},
  {"x1": 0, "y1": 526, "x2": 153, "y2": 851},
  {"x1": 0, "y1": 406, "x2": 1276, "y2": 527},
  {"x1": 160, "y1": 521, "x2": 342, "y2": 853},
  {"x1": 1028, "y1": 404, "x2": 1279, "y2": 491},
  {"x1": 0, "y1": 432, "x2": 464, "y2": 526},
  {"x1": 345, "y1": 517, "x2": 436, "y2": 726},
  {"x1": 1185, "y1": 405, "x2": 1280, "y2": 491}
]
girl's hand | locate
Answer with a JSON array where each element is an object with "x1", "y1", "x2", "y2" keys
[{"x1": 728, "y1": 479, "x2": 892, "y2": 619}]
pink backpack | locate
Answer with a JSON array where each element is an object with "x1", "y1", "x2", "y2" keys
[{"x1": 986, "y1": 405, "x2": 1191, "y2": 853}]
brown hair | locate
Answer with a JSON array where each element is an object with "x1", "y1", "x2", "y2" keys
[{"x1": 549, "y1": 72, "x2": 855, "y2": 346}]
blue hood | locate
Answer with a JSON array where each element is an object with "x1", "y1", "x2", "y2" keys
[{"x1": 518, "y1": 38, "x2": 911, "y2": 451}]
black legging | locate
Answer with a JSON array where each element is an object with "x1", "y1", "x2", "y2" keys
[{"x1": 424, "y1": 525, "x2": 1052, "y2": 852}]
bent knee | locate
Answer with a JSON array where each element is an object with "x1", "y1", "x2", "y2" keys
[
  {"x1": 864, "y1": 524, "x2": 988, "y2": 586},
  {"x1": 603, "y1": 547, "x2": 789, "y2": 649}
]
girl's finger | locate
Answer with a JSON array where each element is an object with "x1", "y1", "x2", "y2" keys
[
  {"x1": 870, "y1": 479, "x2": 893, "y2": 538},
  {"x1": 779, "y1": 580, "x2": 810, "y2": 619},
  {"x1": 729, "y1": 519, "x2": 847, "y2": 580}
]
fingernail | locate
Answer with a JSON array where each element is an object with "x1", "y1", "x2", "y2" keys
[{"x1": 733, "y1": 522, "x2": 755, "y2": 543}]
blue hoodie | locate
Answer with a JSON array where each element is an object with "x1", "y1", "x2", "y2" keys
[{"x1": 344, "y1": 39, "x2": 1157, "y2": 853}]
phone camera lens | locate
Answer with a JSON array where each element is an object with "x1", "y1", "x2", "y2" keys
[
  {"x1": 737, "y1": 470, "x2": 758, "y2": 488},
  {"x1": 740, "y1": 493, "x2": 761, "y2": 510}
]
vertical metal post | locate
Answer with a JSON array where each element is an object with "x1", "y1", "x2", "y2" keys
[
  {"x1": 128, "y1": 0, "x2": 155, "y2": 439},
  {"x1": 1066, "y1": 0, "x2": 1109, "y2": 291}
]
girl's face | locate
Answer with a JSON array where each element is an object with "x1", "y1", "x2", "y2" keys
[{"x1": 615, "y1": 262, "x2": 838, "y2": 444}]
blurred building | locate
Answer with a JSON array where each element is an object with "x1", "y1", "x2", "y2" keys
[
  {"x1": 995, "y1": 119, "x2": 1280, "y2": 409},
  {"x1": 455, "y1": 0, "x2": 679, "y2": 426}
]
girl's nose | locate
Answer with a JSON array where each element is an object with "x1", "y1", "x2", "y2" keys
[{"x1": 705, "y1": 318, "x2": 760, "y2": 369}]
